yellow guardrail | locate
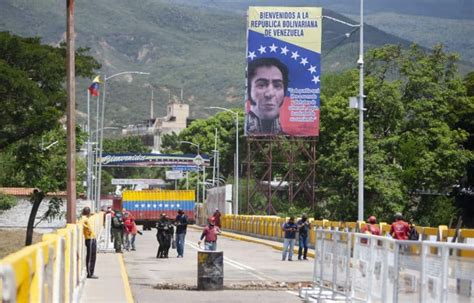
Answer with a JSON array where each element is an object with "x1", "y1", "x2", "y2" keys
[
  {"x1": 0, "y1": 212, "x2": 103, "y2": 303},
  {"x1": 222, "y1": 214, "x2": 474, "y2": 256}
]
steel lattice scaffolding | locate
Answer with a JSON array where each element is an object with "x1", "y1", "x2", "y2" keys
[{"x1": 244, "y1": 136, "x2": 317, "y2": 214}]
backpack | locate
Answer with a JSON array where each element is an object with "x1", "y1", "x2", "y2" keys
[
  {"x1": 408, "y1": 226, "x2": 419, "y2": 241},
  {"x1": 112, "y1": 216, "x2": 123, "y2": 228}
]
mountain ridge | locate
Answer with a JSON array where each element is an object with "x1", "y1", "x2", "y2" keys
[{"x1": 1, "y1": 0, "x2": 471, "y2": 127}]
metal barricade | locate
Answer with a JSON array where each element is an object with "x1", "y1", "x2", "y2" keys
[
  {"x1": 301, "y1": 229, "x2": 474, "y2": 303},
  {"x1": 306, "y1": 229, "x2": 351, "y2": 302},
  {"x1": 97, "y1": 213, "x2": 115, "y2": 252}
]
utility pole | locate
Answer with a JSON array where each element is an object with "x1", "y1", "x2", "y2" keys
[
  {"x1": 150, "y1": 87, "x2": 154, "y2": 120},
  {"x1": 357, "y1": 0, "x2": 365, "y2": 222},
  {"x1": 66, "y1": 0, "x2": 76, "y2": 223},
  {"x1": 325, "y1": 2, "x2": 365, "y2": 221},
  {"x1": 212, "y1": 128, "x2": 218, "y2": 186}
]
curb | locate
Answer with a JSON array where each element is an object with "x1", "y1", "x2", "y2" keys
[{"x1": 118, "y1": 253, "x2": 135, "y2": 303}]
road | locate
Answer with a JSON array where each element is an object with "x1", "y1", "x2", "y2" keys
[{"x1": 123, "y1": 227, "x2": 314, "y2": 302}]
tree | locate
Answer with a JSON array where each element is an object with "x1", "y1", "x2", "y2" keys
[
  {"x1": 161, "y1": 109, "x2": 243, "y2": 178},
  {"x1": 0, "y1": 32, "x2": 100, "y2": 245},
  {"x1": 316, "y1": 44, "x2": 472, "y2": 225},
  {"x1": 453, "y1": 71, "x2": 474, "y2": 226},
  {"x1": 0, "y1": 32, "x2": 100, "y2": 148}
]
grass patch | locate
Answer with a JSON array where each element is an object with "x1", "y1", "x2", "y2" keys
[{"x1": 0, "y1": 229, "x2": 42, "y2": 259}]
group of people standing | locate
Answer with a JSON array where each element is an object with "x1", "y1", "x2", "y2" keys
[
  {"x1": 156, "y1": 209, "x2": 189, "y2": 258},
  {"x1": 83, "y1": 204, "x2": 422, "y2": 281},
  {"x1": 81, "y1": 206, "x2": 142, "y2": 280},
  {"x1": 106, "y1": 207, "x2": 142, "y2": 253},
  {"x1": 155, "y1": 208, "x2": 223, "y2": 258},
  {"x1": 281, "y1": 213, "x2": 311, "y2": 261},
  {"x1": 281, "y1": 212, "x2": 420, "y2": 262},
  {"x1": 361, "y1": 212, "x2": 419, "y2": 241}
]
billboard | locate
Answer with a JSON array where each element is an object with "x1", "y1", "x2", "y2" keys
[{"x1": 245, "y1": 7, "x2": 322, "y2": 137}]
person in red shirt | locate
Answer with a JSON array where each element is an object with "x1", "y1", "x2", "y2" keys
[
  {"x1": 360, "y1": 216, "x2": 381, "y2": 244},
  {"x1": 123, "y1": 212, "x2": 133, "y2": 251},
  {"x1": 198, "y1": 217, "x2": 221, "y2": 251},
  {"x1": 124, "y1": 212, "x2": 139, "y2": 250},
  {"x1": 361, "y1": 216, "x2": 381, "y2": 235},
  {"x1": 212, "y1": 209, "x2": 222, "y2": 228},
  {"x1": 390, "y1": 213, "x2": 410, "y2": 240}
]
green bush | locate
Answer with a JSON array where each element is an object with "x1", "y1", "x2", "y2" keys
[{"x1": 0, "y1": 193, "x2": 16, "y2": 210}]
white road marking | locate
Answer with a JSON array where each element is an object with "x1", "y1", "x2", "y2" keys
[
  {"x1": 223, "y1": 257, "x2": 256, "y2": 270},
  {"x1": 185, "y1": 242, "x2": 270, "y2": 281},
  {"x1": 286, "y1": 290, "x2": 299, "y2": 296}
]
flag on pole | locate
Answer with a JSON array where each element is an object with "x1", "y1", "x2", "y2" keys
[{"x1": 88, "y1": 76, "x2": 101, "y2": 96}]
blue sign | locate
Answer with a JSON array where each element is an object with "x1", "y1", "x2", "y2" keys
[{"x1": 172, "y1": 166, "x2": 200, "y2": 172}]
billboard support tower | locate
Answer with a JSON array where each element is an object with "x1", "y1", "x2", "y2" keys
[{"x1": 245, "y1": 136, "x2": 316, "y2": 215}]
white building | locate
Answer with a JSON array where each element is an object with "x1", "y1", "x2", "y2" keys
[{"x1": 122, "y1": 102, "x2": 190, "y2": 152}]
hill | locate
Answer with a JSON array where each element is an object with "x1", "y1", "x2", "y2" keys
[
  {"x1": 343, "y1": 12, "x2": 474, "y2": 68},
  {"x1": 0, "y1": 0, "x2": 467, "y2": 127},
  {"x1": 172, "y1": 0, "x2": 474, "y2": 20}
]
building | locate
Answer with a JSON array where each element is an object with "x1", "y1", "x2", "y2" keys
[{"x1": 122, "y1": 102, "x2": 190, "y2": 152}]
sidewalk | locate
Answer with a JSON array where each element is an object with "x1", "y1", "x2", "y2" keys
[{"x1": 80, "y1": 252, "x2": 133, "y2": 303}]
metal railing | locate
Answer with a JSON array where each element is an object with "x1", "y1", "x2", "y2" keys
[
  {"x1": 300, "y1": 229, "x2": 474, "y2": 303},
  {"x1": 221, "y1": 215, "x2": 474, "y2": 257},
  {"x1": 0, "y1": 213, "x2": 103, "y2": 303}
]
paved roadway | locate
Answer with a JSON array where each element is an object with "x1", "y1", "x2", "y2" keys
[{"x1": 123, "y1": 227, "x2": 314, "y2": 302}]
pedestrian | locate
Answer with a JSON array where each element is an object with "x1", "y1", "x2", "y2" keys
[
  {"x1": 198, "y1": 217, "x2": 221, "y2": 251},
  {"x1": 297, "y1": 213, "x2": 311, "y2": 260},
  {"x1": 111, "y1": 210, "x2": 125, "y2": 253},
  {"x1": 156, "y1": 213, "x2": 174, "y2": 258},
  {"x1": 360, "y1": 216, "x2": 381, "y2": 244},
  {"x1": 390, "y1": 213, "x2": 410, "y2": 240},
  {"x1": 123, "y1": 212, "x2": 132, "y2": 251},
  {"x1": 361, "y1": 216, "x2": 381, "y2": 235},
  {"x1": 408, "y1": 221, "x2": 420, "y2": 241},
  {"x1": 212, "y1": 208, "x2": 222, "y2": 228},
  {"x1": 81, "y1": 207, "x2": 98, "y2": 279},
  {"x1": 174, "y1": 209, "x2": 188, "y2": 258},
  {"x1": 129, "y1": 215, "x2": 142, "y2": 251},
  {"x1": 282, "y1": 216, "x2": 298, "y2": 261}
]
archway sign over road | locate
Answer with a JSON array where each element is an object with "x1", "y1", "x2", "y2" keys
[{"x1": 98, "y1": 153, "x2": 210, "y2": 167}]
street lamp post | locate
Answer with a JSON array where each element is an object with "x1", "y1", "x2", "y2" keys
[
  {"x1": 357, "y1": 0, "x2": 365, "y2": 222},
  {"x1": 86, "y1": 90, "x2": 92, "y2": 202},
  {"x1": 208, "y1": 107, "x2": 239, "y2": 215},
  {"x1": 212, "y1": 128, "x2": 219, "y2": 187},
  {"x1": 95, "y1": 71, "x2": 150, "y2": 210},
  {"x1": 179, "y1": 141, "x2": 200, "y2": 155},
  {"x1": 324, "y1": 1, "x2": 364, "y2": 221},
  {"x1": 87, "y1": 127, "x2": 119, "y2": 210},
  {"x1": 179, "y1": 141, "x2": 201, "y2": 202}
]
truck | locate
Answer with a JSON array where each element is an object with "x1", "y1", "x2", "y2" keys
[{"x1": 119, "y1": 190, "x2": 196, "y2": 230}]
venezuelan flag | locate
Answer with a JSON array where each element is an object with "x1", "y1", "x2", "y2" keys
[{"x1": 88, "y1": 76, "x2": 101, "y2": 96}]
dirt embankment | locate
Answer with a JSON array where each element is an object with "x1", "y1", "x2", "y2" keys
[{"x1": 0, "y1": 229, "x2": 42, "y2": 259}]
